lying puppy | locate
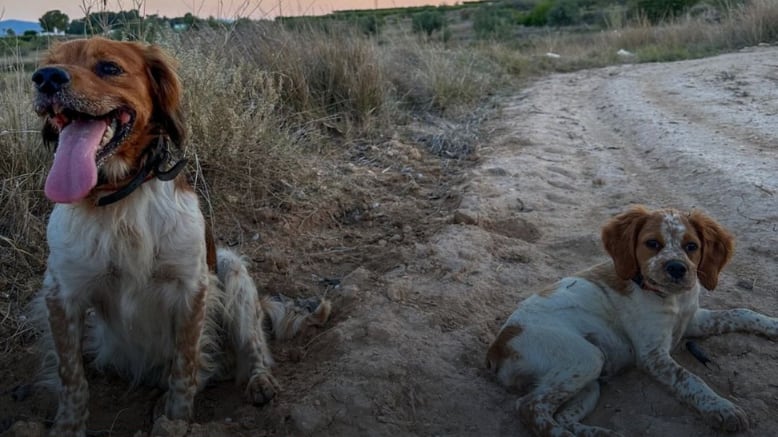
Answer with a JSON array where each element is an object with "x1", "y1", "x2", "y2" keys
[
  {"x1": 487, "y1": 205, "x2": 778, "y2": 436},
  {"x1": 29, "y1": 37, "x2": 330, "y2": 436}
]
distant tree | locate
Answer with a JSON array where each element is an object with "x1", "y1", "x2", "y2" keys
[
  {"x1": 170, "y1": 12, "x2": 202, "y2": 31},
  {"x1": 5, "y1": 28, "x2": 15, "y2": 37},
  {"x1": 206, "y1": 16, "x2": 225, "y2": 30},
  {"x1": 183, "y1": 12, "x2": 198, "y2": 29},
  {"x1": 21, "y1": 29, "x2": 39, "y2": 42},
  {"x1": 67, "y1": 18, "x2": 87, "y2": 35},
  {"x1": 412, "y1": 10, "x2": 445, "y2": 37},
  {"x1": 39, "y1": 10, "x2": 70, "y2": 33}
]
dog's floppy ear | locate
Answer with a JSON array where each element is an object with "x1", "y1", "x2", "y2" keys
[
  {"x1": 144, "y1": 44, "x2": 186, "y2": 148},
  {"x1": 688, "y1": 210, "x2": 734, "y2": 290},
  {"x1": 601, "y1": 205, "x2": 651, "y2": 280}
]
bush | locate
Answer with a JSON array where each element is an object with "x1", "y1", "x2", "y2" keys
[
  {"x1": 356, "y1": 14, "x2": 382, "y2": 36},
  {"x1": 472, "y1": 7, "x2": 513, "y2": 38},
  {"x1": 412, "y1": 10, "x2": 445, "y2": 36},
  {"x1": 633, "y1": 0, "x2": 702, "y2": 23},
  {"x1": 547, "y1": 0, "x2": 582, "y2": 26},
  {"x1": 521, "y1": 0, "x2": 555, "y2": 26}
]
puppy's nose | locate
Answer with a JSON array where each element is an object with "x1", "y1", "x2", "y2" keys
[
  {"x1": 32, "y1": 67, "x2": 71, "y2": 95},
  {"x1": 665, "y1": 261, "x2": 687, "y2": 280}
]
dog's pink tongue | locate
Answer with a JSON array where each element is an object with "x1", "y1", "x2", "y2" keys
[{"x1": 45, "y1": 119, "x2": 107, "y2": 203}]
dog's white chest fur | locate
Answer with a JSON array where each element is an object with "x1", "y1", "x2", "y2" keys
[
  {"x1": 46, "y1": 182, "x2": 206, "y2": 298},
  {"x1": 42, "y1": 182, "x2": 209, "y2": 379}
]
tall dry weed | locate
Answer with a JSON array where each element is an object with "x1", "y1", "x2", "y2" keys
[
  {"x1": 500, "y1": 0, "x2": 778, "y2": 70},
  {"x1": 726, "y1": 0, "x2": 778, "y2": 46},
  {"x1": 0, "y1": 52, "x2": 49, "y2": 349},
  {"x1": 151, "y1": 23, "x2": 503, "y2": 222},
  {"x1": 383, "y1": 37, "x2": 502, "y2": 114}
]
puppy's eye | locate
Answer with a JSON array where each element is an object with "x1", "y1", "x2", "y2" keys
[
  {"x1": 96, "y1": 61, "x2": 123, "y2": 77},
  {"x1": 684, "y1": 242, "x2": 699, "y2": 252},
  {"x1": 645, "y1": 239, "x2": 662, "y2": 250}
]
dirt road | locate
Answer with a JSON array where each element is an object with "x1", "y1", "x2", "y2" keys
[
  {"x1": 6, "y1": 47, "x2": 778, "y2": 437},
  {"x1": 441, "y1": 46, "x2": 778, "y2": 436},
  {"x1": 290, "y1": 47, "x2": 778, "y2": 437}
]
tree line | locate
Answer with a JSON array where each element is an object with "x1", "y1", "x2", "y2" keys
[{"x1": 35, "y1": 9, "x2": 231, "y2": 36}]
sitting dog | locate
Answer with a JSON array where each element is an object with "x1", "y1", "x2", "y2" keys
[
  {"x1": 29, "y1": 37, "x2": 330, "y2": 436},
  {"x1": 487, "y1": 205, "x2": 778, "y2": 436}
]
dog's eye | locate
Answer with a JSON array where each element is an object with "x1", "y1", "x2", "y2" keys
[
  {"x1": 644, "y1": 239, "x2": 662, "y2": 250},
  {"x1": 684, "y1": 242, "x2": 699, "y2": 252},
  {"x1": 96, "y1": 61, "x2": 123, "y2": 77}
]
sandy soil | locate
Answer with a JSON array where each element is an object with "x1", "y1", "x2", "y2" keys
[{"x1": 4, "y1": 47, "x2": 778, "y2": 437}]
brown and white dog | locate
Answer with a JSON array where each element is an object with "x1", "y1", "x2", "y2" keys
[
  {"x1": 29, "y1": 38, "x2": 330, "y2": 436},
  {"x1": 487, "y1": 205, "x2": 778, "y2": 436}
]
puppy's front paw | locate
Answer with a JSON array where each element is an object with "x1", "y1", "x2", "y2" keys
[
  {"x1": 705, "y1": 402, "x2": 749, "y2": 433},
  {"x1": 246, "y1": 372, "x2": 278, "y2": 405}
]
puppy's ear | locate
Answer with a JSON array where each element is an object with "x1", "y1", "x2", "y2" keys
[
  {"x1": 144, "y1": 45, "x2": 186, "y2": 148},
  {"x1": 688, "y1": 210, "x2": 734, "y2": 290},
  {"x1": 601, "y1": 205, "x2": 650, "y2": 280}
]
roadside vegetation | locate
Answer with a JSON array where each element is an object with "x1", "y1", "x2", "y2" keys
[{"x1": 1, "y1": 0, "x2": 777, "y2": 354}]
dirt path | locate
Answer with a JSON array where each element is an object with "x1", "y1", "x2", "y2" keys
[
  {"x1": 5, "y1": 47, "x2": 778, "y2": 437},
  {"x1": 440, "y1": 46, "x2": 778, "y2": 436},
  {"x1": 288, "y1": 47, "x2": 778, "y2": 437}
]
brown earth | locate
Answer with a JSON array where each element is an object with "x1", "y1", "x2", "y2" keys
[{"x1": 3, "y1": 46, "x2": 778, "y2": 436}]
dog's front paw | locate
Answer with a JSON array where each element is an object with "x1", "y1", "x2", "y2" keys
[
  {"x1": 705, "y1": 402, "x2": 749, "y2": 433},
  {"x1": 153, "y1": 391, "x2": 194, "y2": 421},
  {"x1": 49, "y1": 423, "x2": 86, "y2": 437},
  {"x1": 246, "y1": 372, "x2": 279, "y2": 405}
]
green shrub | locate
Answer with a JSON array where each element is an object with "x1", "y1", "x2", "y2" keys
[
  {"x1": 472, "y1": 7, "x2": 513, "y2": 38},
  {"x1": 547, "y1": 0, "x2": 582, "y2": 26},
  {"x1": 521, "y1": 0, "x2": 555, "y2": 26},
  {"x1": 633, "y1": 0, "x2": 702, "y2": 23},
  {"x1": 356, "y1": 14, "x2": 382, "y2": 36},
  {"x1": 412, "y1": 10, "x2": 445, "y2": 36}
]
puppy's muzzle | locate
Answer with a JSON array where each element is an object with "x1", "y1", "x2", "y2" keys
[{"x1": 665, "y1": 260, "x2": 688, "y2": 281}]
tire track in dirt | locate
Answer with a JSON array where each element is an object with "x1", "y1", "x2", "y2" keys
[{"x1": 452, "y1": 47, "x2": 778, "y2": 436}]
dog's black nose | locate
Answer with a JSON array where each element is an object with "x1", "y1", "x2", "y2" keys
[
  {"x1": 32, "y1": 67, "x2": 70, "y2": 94},
  {"x1": 665, "y1": 261, "x2": 687, "y2": 280}
]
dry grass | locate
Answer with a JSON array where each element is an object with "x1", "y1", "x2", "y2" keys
[
  {"x1": 383, "y1": 37, "x2": 503, "y2": 114},
  {"x1": 725, "y1": 0, "x2": 778, "y2": 46},
  {"x1": 0, "y1": 22, "x2": 500, "y2": 342},
  {"x1": 1, "y1": 0, "x2": 777, "y2": 352},
  {"x1": 0, "y1": 54, "x2": 49, "y2": 351},
  {"x1": 501, "y1": 0, "x2": 778, "y2": 68},
  {"x1": 151, "y1": 22, "x2": 502, "y2": 231}
]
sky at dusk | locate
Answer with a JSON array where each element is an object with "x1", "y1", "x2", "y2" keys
[{"x1": 2, "y1": 0, "x2": 460, "y2": 22}]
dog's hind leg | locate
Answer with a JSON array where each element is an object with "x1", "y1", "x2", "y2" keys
[
  {"x1": 216, "y1": 249, "x2": 278, "y2": 405},
  {"x1": 516, "y1": 339, "x2": 605, "y2": 437},
  {"x1": 555, "y1": 381, "x2": 622, "y2": 437}
]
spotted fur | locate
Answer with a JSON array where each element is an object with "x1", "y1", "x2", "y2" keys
[
  {"x1": 487, "y1": 205, "x2": 778, "y2": 436},
  {"x1": 29, "y1": 38, "x2": 331, "y2": 437}
]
